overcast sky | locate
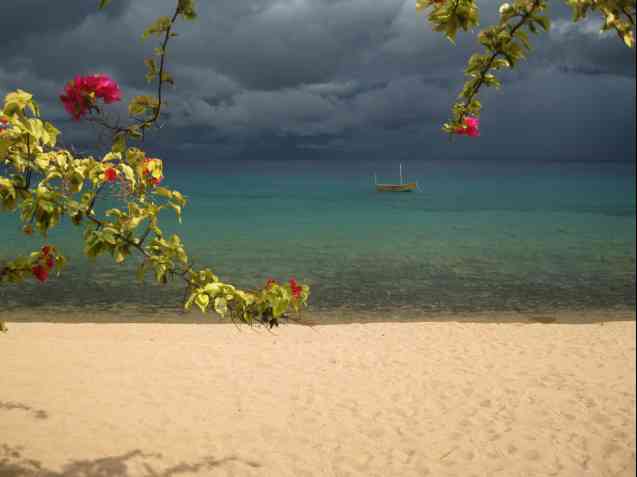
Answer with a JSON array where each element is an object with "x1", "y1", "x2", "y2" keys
[{"x1": 0, "y1": 0, "x2": 634, "y2": 163}]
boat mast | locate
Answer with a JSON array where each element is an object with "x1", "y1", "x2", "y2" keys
[{"x1": 399, "y1": 163, "x2": 403, "y2": 185}]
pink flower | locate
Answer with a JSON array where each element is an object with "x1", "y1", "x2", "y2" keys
[
  {"x1": 455, "y1": 116, "x2": 480, "y2": 137},
  {"x1": 104, "y1": 167, "x2": 118, "y2": 182},
  {"x1": 88, "y1": 75, "x2": 122, "y2": 103},
  {"x1": 60, "y1": 77, "x2": 90, "y2": 120},
  {"x1": 265, "y1": 278, "x2": 277, "y2": 289},
  {"x1": 60, "y1": 74, "x2": 121, "y2": 120},
  {"x1": 32, "y1": 265, "x2": 49, "y2": 283},
  {"x1": 289, "y1": 278, "x2": 302, "y2": 299}
]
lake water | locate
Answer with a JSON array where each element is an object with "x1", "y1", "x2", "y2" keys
[{"x1": 1, "y1": 158, "x2": 635, "y2": 320}]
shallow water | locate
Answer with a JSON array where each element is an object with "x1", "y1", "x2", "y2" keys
[{"x1": 1, "y1": 159, "x2": 635, "y2": 320}]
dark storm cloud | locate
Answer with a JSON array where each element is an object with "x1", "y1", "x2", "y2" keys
[
  {"x1": 0, "y1": 0, "x2": 634, "y2": 162},
  {"x1": 0, "y1": 0, "x2": 129, "y2": 40}
]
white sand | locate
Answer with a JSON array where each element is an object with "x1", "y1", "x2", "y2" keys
[{"x1": 1, "y1": 319, "x2": 635, "y2": 476}]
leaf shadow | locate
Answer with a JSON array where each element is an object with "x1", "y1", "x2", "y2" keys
[
  {"x1": 0, "y1": 402, "x2": 48, "y2": 420},
  {"x1": 0, "y1": 444, "x2": 260, "y2": 477}
]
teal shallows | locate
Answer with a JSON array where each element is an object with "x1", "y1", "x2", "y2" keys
[{"x1": 0, "y1": 159, "x2": 635, "y2": 318}]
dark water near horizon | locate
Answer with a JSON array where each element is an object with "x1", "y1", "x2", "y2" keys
[{"x1": 1, "y1": 159, "x2": 635, "y2": 321}]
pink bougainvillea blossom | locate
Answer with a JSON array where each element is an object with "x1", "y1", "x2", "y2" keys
[
  {"x1": 60, "y1": 74, "x2": 122, "y2": 120},
  {"x1": 87, "y1": 74, "x2": 122, "y2": 103},
  {"x1": 32, "y1": 245, "x2": 56, "y2": 282},
  {"x1": 289, "y1": 278, "x2": 302, "y2": 299},
  {"x1": 32, "y1": 265, "x2": 49, "y2": 283},
  {"x1": 455, "y1": 116, "x2": 480, "y2": 137},
  {"x1": 104, "y1": 167, "x2": 118, "y2": 182}
]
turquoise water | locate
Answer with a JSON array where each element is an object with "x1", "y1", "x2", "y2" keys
[{"x1": 1, "y1": 159, "x2": 635, "y2": 318}]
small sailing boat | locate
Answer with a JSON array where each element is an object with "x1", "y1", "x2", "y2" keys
[{"x1": 374, "y1": 163, "x2": 417, "y2": 192}]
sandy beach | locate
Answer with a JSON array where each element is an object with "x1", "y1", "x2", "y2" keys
[{"x1": 1, "y1": 316, "x2": 635, "y2": 477}]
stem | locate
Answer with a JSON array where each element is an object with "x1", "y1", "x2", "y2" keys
[
  {"x1": 459, "y1": 1, "x2": 542, "y2": 119},
  {"x1": 86, "y1": 3, "x2": 181, "y2": 143},
  {"x1": 24, "y1": 135, "x2": 32, "y2": 188},
  {"x1": 151, "y1": 8, "x2": 180, "y2": 125}
]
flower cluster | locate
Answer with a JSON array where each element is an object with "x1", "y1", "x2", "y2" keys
[
  {"x1": 31, "y1": 245, "x2": 56, "y2": 283},
  {"x1": 142, "y1": 157, "x2": 164, "y2": 186},
  {"x1": 60, "y1": 74, "x2": 121, "y2": 120},
  {"x1": 265, "y1": 277, "x2": 302, "y2": 299},
  {"x1": 455, "y1": 116, "x2": 480, "y2": 137}
]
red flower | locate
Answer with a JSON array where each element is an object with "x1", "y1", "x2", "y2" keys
[
  {"x1": 86, "y1": 74, "x2": 122, "y2": 103},
  {"x1": 60, "y1": 77, "x2": 90, "y2": 120},
  {"x1": 32, "y1": 265, "x2": 49, "y2": 283},
  {"x1": 46, "y1": 256, "x2": 56, "y2": 270},
  {"x1": 41, "y1": 245, "x2": 52, "y2": 256},
  {"x1": 455, "y1": 116, "x2": 480, "y2": 137},
  {"x1": 0, "y1": 116, "x2": 8, "y2": 124},
  {"x1": 265, "y1": 278, "x2": 277, "y2": 289},
  {"x1": 104, "y1": 167, "x2": 118, "y2": 182},
  {"x1": 60, "y1": 74, "x2": 121, "y2": 120},
  {"x1": 289, "y1": 278, "x2": 302, "y2": 299}
]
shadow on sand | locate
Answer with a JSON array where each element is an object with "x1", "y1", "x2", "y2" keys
[{"x1": 0, "y1": 445, "x2": 260, "y2": 477}]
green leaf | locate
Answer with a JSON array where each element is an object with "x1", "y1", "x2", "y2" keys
[
  {"x1": 144, "y1": 58, "x2": 158, "y2": 83},
  {"x1": 98, "y1": 0, "x2": 111, "y2": 9},
  {"x1": 43, "y1": 122, "x2": 60, "y2": 147},
  {"x1": 3, "y1": 90, "x2": 37, "y2": 116},
  {"x1": 534, "y1": 15, "x2": 550, "y2": 31},
  {"x1": 143, "y1": 16, "x2": 172, "y2": 39},
  {"x1": 214, "y1": 297, "x2": 227, "y2": 316},
  {"x1": 112, "y1": 133, "x2": 127, "y2": 153},
  {"x1": 195, "y1": 293, "x2": 210, "y2": 312},
  {"x1": 113, "y1": 247, "x2": 126, "y2": 264},
  {"x1": 184, "y1": 292, "x2": 196, "y2": 310},
  {"x1": 160, "y1": 72, "x2": 174, "y2": 85},
  {"x1": 120, "y1": 164, "x2": 136, "y2": 190},
  {"x1": 128, "y1": 95, "x2": 159, "y2": 117},
  {"x1": 177, "y1": 0, "x2": 198, "y2": 20},
  {"x1": 204, "y1": 282, "x2": 221, "y2": 296},
  {"x1": 153, "y1": 187, "x2": 173, "y2": 199}
]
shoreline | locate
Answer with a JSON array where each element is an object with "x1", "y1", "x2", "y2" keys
[
  {"x1": 1, "y1": 319, "x2": 635, "y2": 476},
  {"x1": 1, "y1": 307, "x2": 635, "y2": 325}
]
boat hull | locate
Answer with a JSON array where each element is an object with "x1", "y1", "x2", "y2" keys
[{"x1": 375, "y1": 182, "x2": 417, "y2": 192}]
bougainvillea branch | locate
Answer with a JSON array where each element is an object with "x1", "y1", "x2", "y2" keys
[
  {"x1": 417, "y1": 0, "x2": 636, "y2": 136},
  {"x1": 0, "y1": 0, "x2": 310, "y2": 332}
]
